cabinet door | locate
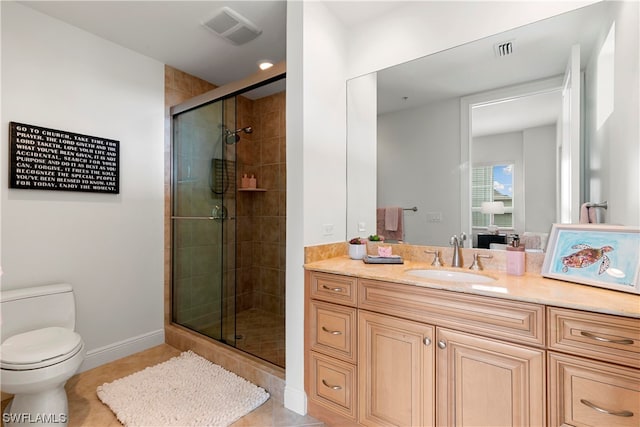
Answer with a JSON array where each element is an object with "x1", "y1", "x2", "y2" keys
[
  {"x1": 436, "y1": 327, "x2": 546, "y2": 427},
  {"x1": 359, "y1": 310, "x2": 435, "y2": 427}
]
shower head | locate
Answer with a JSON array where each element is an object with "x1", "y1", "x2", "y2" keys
[{"x1": 224, "y1": 126, "x2": 253, "y2": 144}]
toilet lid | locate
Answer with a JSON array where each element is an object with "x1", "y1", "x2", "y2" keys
[{"x1": 0, "y1": 326, "x2": 82, "y2": 366}]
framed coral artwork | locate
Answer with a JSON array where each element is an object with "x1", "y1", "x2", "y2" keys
[{"x1": 542, "y1": 224, "x2": 640, "y2": 294}]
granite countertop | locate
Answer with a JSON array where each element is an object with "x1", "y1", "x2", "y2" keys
[{"x1": 304, "y1": 256, "x2": 640, "y2": 318}]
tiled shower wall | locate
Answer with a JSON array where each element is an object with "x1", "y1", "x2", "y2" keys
[
  {"x1": 165, "y1": 64, "x2": 286, "y2": 339},
  {"x1": 164, "y1": 65, "x2": 218, "y2": 327},
  {"x1": 236, "y1": 92, "x2": 287, "y2": 318}
]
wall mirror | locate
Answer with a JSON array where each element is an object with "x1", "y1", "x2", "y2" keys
[{"x1": 346, "y1": 1, "x2": 638, "y2": 250}]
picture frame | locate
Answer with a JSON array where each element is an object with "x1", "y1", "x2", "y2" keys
[{"x1": 542, "y1": 224, "x2": 640, "y2": 294}]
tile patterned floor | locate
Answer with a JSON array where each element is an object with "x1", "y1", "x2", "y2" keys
[
  {"x1": 200, "y1": 308, "x2": 286, "y2": 369},
  {"x1": 235, "y1": 308, "x2": 285, "y2": 369},
  {"x1": 1, "y1": 344, "x2": 321, "y2": 427}
]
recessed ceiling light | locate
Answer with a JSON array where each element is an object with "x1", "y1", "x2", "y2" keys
[{"x1": 258, "y1": 60, "x2": 274, "y2": 71}]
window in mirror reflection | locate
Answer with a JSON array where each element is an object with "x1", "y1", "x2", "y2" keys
[{"x1": 472, "y1": 164, "x2": 514, "y2": 229}]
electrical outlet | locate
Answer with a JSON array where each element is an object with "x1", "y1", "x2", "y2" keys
[
  {"x1": 358, "y1": 222, "x2": 366, "y2": 232},
  {"x1": 322, "y1": 223, "x2": 334, "y2": 236},
  {"x1": 426, "y1": 212, "x2": 442, "y2": 222}
]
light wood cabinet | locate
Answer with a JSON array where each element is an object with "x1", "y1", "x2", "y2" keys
[
  {"x1": 547, "y1": 307, "x2": 640, "y2": 369},
  {"x1": 548, "y1": 352, "x2": 639, "y2": 427},
  {"x1": 359, "y1": 278, "x2": 545, "y2": 346},
  {"x1": 436, "y1": 327, "x2": 546, "y2": 427},
  {"x1": 306, "y1": 271, "x2": 359, "y2": 424},
  {"x1": 358, "y1": 310, "x2": 435, "y2": 427},
  {"x1": 310, "y1": 300, "x2": 357, "y2": 364},
  {"x1": 547, "y1": 307, "x2": 640, "y2": 427},
  {"x1": 304, "y1": 269, "x2": 639, "y2": 427},
  {"x1": 309, "y1": 351, "x2": 358, "y2": 421}
]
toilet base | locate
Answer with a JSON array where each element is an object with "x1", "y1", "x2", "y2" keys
[{"x1": 3, "y1": 385, "x2": 68, "y2": 427}]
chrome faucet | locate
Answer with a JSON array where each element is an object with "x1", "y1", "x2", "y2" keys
[
  {"x1": 468, "y1": 252, "x2": 493, "y2": 271},
  {"x1": 449, "y1": 233, "x2": 467, "y2": 268},
  {"x1": 424, "y1": 250, "x2": 443, "y2": 267}
]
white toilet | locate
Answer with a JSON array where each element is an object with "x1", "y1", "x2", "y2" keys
[{"x1": 1, "y1": 284, "x2": 85, "y2": 426}]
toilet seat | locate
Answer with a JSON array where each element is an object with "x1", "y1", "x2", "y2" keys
[{"x1": 1, "y1": 326, "x2": 83, "y2": 370}]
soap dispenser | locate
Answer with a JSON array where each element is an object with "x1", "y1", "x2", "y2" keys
[{"x1": 506, "y1": 234, "x2": 525, "y2": 276}]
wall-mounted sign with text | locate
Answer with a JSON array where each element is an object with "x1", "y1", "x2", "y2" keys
[{"x1": 9, "y1": 122, "x2": 120, "y2": 194}]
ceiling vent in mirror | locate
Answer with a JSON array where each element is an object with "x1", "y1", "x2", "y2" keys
[
  {"x1": 203, "y1": 7, "x2": 262, "y2": 45},
  {"x1": 494, "y1": 40, "x2": 515, "y2": 57}
]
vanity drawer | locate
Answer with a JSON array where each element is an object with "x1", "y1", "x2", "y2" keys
[
  {"x1": 310, "y1": 300, "x2": 357, "y2": 363},
  {"x1": 548, "y1": 307, "x2": 640, "y2": 368},
  {"x1": 548, "y1": 352, "x2": 640, "y2": 427},
  {"x1": 309, "y1": 351, "x2": 357, "y2": 421},
  {"x1": 310, "y1": 272, "x2": 358, "y2": 307},
  {"x1": 358, "y1": 278, "x2": 545, "y2": 346}
]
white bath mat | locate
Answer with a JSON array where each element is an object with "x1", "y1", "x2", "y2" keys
[{"x1": 97, "y1": 350, "x2": 269, "y2": 426}]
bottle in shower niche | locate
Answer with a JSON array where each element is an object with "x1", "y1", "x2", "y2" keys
[
  {"x1": 241, "y1": 174, "x2": 249, "y2": 188},
  {"x1": 506, "y1": 234, "x2": 525, "y2": 276},
  {"x1": 248, "y1": 174, "x2": 257, "y2": 189}
]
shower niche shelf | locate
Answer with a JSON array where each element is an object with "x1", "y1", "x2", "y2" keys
[{"x1": 238, "y1": 188, "x2": 267, "y2": 192}]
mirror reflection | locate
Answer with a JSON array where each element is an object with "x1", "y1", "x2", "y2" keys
[{"x1": 346, "y1": 1, "x2": 639, "y2": 250}]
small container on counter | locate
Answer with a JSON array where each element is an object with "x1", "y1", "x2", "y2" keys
[{"x1": 506, "y1": 234, "x2": 525, "y2": 276}]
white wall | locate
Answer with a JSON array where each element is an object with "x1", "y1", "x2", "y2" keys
[
  {"x1": 523, "y1": 125, "x2": 557, "y2": 232},
  {"x1": 284, "y1": 0, "x2": 307, "y2": 415},
  {"x1": 0, "y1": 2, "x2": 165, "y2": 371},
  {"x1": 346, "y1": 74, "x2": 377, "y2": 239},
  {"x1": 584, "y1": 0, "x2": 639, "y2": 226},
  {"x1": 377, "y1": 98, "x2": 461, "y2": 246},
  {"x1": 345, "y1": 1, "x2": 595, "y2": 79},
  {"x1": 290, "y1": 0, "x2": 593, "y2": 415},
  {"x1": 285, "y1": 0, "x2": 349, "y2": 414}
]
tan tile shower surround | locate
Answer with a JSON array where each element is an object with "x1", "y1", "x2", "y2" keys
[{"x1": 164, "y1": 66, "x2": 286, "y2": 403}]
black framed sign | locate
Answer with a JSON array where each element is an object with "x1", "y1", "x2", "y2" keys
[{"x1": 9, "y1": 122, "x2": 120, "y2": 194}]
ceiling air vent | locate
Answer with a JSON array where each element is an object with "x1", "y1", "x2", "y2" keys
[
  {"x1": 203, "y1": 7, "x2": 262, "y2": 46},
  {"x1": 494, "y1": 40, "x2": 515, "y2": 57}
]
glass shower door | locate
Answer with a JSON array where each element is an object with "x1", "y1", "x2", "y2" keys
[{"x1": 171, "y1": 98, "x2": 237, "y2": 345}]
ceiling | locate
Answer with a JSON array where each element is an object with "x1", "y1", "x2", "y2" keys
[
  {"x1": 19, "y1": 1, "x2": 404, "y2": 91},
  {"x1": 19, "y1": 1, "x2": 601, "y2": 131},
  {"x1": 375, "y1": 2, "x2": 606, "y2": 136},
  {"x1": 20, "y1": 1, "x2": 288, "y2": 91}
]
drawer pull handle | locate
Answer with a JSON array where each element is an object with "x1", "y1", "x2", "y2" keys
[
  {"x1": 322, "y1": 379, "x2": 342, "y2": 391},
  {"x1": 580, "y1": 331, "x2": 634, "y2": 345},
  {"x1": 580, "y1": 399, "x2": 634, "y2": 417},
  {"x1": 322, "y1": 285, "x2": 344, "y2": 292},
  {"x1": 322, "y1": 326, "x2": 342, "y2": 335}
]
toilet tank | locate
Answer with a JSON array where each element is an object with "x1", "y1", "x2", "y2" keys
[{"x1": 0, "y1": 283, "x2": 77, "y2": 341}]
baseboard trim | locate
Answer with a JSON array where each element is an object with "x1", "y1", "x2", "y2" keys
[
  {"x1": 79, "y1": 329, "x2": 165, "y2": 373},
  {"x1": 284, "y1": 385, "x2": 307, "y2": 416}
]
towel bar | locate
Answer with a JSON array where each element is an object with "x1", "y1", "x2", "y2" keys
[{"x1": 585, "y1": 201, "x2": 608, "y2": 209}]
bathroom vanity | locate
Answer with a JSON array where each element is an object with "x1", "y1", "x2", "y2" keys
[{"x1": 303, "y1": 256, "x2": 640, "y2": 427}]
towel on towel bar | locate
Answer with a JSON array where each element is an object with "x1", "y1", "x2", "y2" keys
[
  {"x1": 579, "y1": 203, "x2": 598, "y2": 224},
  {"x1": 376, "y1": 207, "x2": 404, "y2": 241},
  {"x1": 385, "y1": 207, "x2": 402, "y2": 231}
]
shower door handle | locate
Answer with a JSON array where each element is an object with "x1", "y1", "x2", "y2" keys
[
  {"x1": 171, "y1": 216, "x2": 236, "y2": 220},
  {"x1": 171, "y1": 216, "x2": 216, "y2": 220}
]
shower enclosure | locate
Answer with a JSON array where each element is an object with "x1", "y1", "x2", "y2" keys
[{"x1": 171, "y1": 77, "x2": 286, "y2": 368}]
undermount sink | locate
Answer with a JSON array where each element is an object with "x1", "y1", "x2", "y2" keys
[{"x1": 406, "y1": 269, "x2": 496, "y2": 283}]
